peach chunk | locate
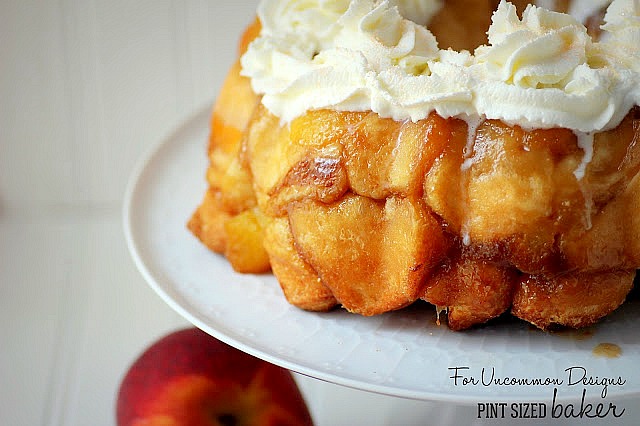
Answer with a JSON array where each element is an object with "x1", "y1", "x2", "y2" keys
[{"x1": 223, "y1": 208, "x2": 271, "y2": 274}]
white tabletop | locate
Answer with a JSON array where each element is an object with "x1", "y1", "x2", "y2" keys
[{"x1": 1, "y1": 1, "x2": 638, "y2": 425}]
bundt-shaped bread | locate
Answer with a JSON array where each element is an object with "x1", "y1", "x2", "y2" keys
[{"x1": 189, "y1": 1, "x2": 640, "y2": 330}]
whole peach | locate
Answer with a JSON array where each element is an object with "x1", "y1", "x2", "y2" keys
[{"x1": 116, "y1": 327, "x2": 313, "y2": 426}]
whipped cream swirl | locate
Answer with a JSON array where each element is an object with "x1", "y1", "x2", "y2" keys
[{"x1": 241, "y1": 0, "x2": 640, "y2": 132}]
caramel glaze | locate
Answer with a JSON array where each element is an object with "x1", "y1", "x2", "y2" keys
[
  {"x1": 593, "y1": 343, "x2": 622, "y2": 358},
  {"x1": 246, "y1": 103, "x2": 640, "y2": 330}
]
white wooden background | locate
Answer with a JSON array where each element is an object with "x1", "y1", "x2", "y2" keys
[{"x1": 1, "y1": 1, "x2": 638, "y2": 425}]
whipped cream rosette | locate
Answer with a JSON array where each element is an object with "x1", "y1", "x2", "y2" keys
[{"x1": 242, "y1": 0, "x2": 639, "y2": 132}]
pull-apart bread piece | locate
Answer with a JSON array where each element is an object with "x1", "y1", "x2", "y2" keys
[{"x1": 189, "y1": 0, "x2": 640, "y2": 330}]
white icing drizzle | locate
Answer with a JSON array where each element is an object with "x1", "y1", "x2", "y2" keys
[
  {"x1": 461, "y1": 115, "x2": 485, "y2": 172},
  {"x1": 574, "y1": 131, "x2": 596, "y2": 230},
  {"x1": 461, "y1": 232, "x2": 472, "y2": 247},
  {"x1": 574, "y1": 131, "x2": 595, "y2": 181},
  {"x1": 435, "y1": 305, "x2": 448, "y2": 325}
]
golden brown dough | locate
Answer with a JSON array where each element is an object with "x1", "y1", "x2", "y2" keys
[
  {"x1": 512, "y1": 271, "x2": 635, "y2": 330},
  {"x1": 263, "y1": 217, "x2": 337, "y2": 311}
]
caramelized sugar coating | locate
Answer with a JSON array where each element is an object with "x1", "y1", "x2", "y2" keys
[{"x1": 237, "y1": 102, "x2": 639, "y2": 329}]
